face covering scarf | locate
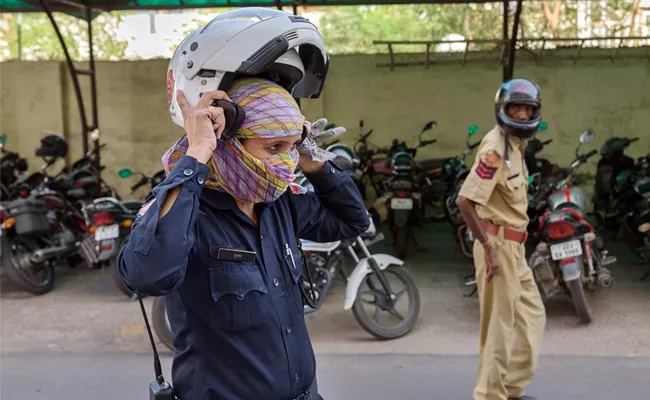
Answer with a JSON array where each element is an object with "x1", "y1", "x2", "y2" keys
[{"x1": 162, "y1": 78, "x2": 307, "y2": 203}]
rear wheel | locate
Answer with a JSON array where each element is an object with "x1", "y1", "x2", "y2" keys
[
  {"x1": 2, "y1": 237, "x2": 55, "y2": 295},
  {"x1": 567, "y1": 278, "x2": 592, "y2": 324},
  {"x1": 393, "y1": 227, "x2": 408, "y2": 259},
  {"x1": 352, "y1": 265, "x2": 420, "y2": 340},
  {"x1": 152, "y1": 296, "x2": 174, "y2": 351}
]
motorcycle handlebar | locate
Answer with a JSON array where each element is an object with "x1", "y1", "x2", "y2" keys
[
  {"x1": 421, "y1": 139, "x2": 437, "y2": 146},
  {"x1": 628, "y1": 137, "x2": 640, "y2": 144},
  {"x1": 584, "y1": 149, "x2": 598, "y2": 160},
  {"x1": 542, "y1": 139, "x2": 553, "y2": 146},
  {"x1": 130, "y1": 176, "x2": 149, "y2": 193},
  {"x1": 359, "y1": 129, "x2": 374, "y2": 142},
  {"x1": 468, "y1": 142, "x2": 480, "y2": 150}
]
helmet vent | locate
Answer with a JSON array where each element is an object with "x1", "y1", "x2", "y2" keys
[{"x1": 284, "y1": 30, "x2": 298, "y2": 41}]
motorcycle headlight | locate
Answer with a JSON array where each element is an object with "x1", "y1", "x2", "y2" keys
[{"x1": 639, "y1": 223, "x2": 650, "y2": 233}]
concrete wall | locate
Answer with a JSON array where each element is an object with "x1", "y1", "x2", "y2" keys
[{"x1": 1, "y1": 52, "x2": 649, "y2": 198}]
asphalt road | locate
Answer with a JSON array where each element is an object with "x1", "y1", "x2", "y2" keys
[{"x1": 2, "y1": 351, "x2": 648, "y2": 400}]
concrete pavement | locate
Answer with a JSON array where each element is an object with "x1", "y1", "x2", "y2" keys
[{"x1": 2, "y1": 351, "x2": 649, "y2": 400}]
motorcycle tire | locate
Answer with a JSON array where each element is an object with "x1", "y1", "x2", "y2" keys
[
  {"x1": 567, "y1": 279, "x2": 593, "y2": 324},
  {"x1": 152, "y1": 296, "x2": 174, "y2": 352},
  {"x1": 110, "y1": 236, "x2": 141, "y2": 299},
  {"x1": 2, "y1": 237, "x2": 55, "y2": 295},
  {"x1": 111, "y1": 263, "x2": 138, "y2": 299},
  {"x1": 393, "y1": 227, "x2": 408, "y2": 259},
  {"x1": 352, "y1": 265, "x2": 420, "y2": 340}
]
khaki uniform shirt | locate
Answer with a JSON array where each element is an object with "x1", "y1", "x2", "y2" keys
[{"x1": 458, "y1": 125, "x2": 529, "y2": 232}]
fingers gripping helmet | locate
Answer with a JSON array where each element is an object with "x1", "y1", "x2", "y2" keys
[
  {"x1": 167, "y1": 8, "x2": 330, "y2": 128},
  {"x1": 495, "y1": 78, "x2": 542, "y2": 139}
]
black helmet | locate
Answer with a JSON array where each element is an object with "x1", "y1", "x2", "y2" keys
[
  {"x1": 35, "y1": 134, "x2": 68, "y2": 159},
  {"x1": 495, "y1": 78, "x2": 541, "y2": 139}
]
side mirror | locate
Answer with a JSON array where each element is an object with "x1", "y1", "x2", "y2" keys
[
  {"x1": 579, "y1": 129, "x2": 595, "y2": 144},
  {"x1": 537, "y1": 122, "x2": 548, "y2": 132},
  {"x1": 422, "y1": 121, "x2": 437, "y2": 132},
  {"x1": 118, "y1": 168, "x2": 133, "y2": 178},
  {"x1": 467, "y1": 124, "x2": 479, "y2": 136}
]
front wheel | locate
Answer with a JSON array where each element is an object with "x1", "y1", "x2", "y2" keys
[
  {"x1": 352, "y1": 265, "x2": 420, "y2": 340},
  {"x1": 567, "y1": 278, "x2": 592, "y2": 324},
  {"x1": 2, "y1": 236, "x2": 55, "y2": 295},
  {"x1": 152, "y1": 296, "x2": 174, "y2": 351}
]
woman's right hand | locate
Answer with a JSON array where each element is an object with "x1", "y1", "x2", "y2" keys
[{"x1": 176, "y1": 89, "x2": 232, "y2": 164}]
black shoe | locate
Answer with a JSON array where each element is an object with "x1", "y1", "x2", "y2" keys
[{"x1": 508, "y1": 396, "x2": 537, "y2": 400}]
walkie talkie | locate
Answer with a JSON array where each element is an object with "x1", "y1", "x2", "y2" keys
[{"x1": 137, "y1": 296, "x2": 176, "y2": 400}]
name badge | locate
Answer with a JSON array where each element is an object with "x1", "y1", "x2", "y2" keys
[{"x1": 209, "y1": 246, "x2": 257, "y2": 262}]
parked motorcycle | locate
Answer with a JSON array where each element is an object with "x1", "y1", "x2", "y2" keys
[
  {"x1": 384, "y1": 120, "x2": 438, "y2": 258},
  {"x1": 0, "y1": 134, "x2": 90, "y2": 294},
  {"x1": 0, "y1": 135, "x2": 30, "y2": 200},
  {"x1": 593, "y1": 136, "x2": 640, "y2": 230},
  {"x1": 528, "y1": 129, "x2": 617, "y2": 324},
  {"x1": 83, "y1": 167, "x2": 165, "y2": 298},
  {"x1": 327, "y1": 120, "x2": 391, "y2": 201},
  {"x1": 444, "y1": 124, "x2": 482, "y2": 260},
  {"x1": 614, "y1": 154, "x2": 650, "y2": 277}
]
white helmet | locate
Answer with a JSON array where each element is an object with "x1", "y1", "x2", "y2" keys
[{"x1": 166, "y1": 7, "x2": 330, "y2": 128}]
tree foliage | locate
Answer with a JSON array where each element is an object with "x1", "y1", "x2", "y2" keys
[
  {"x1": 0, "y1": 12, "x2": 128, "y2": 61},
  {"x1": 319, "y1": 1, "x2": 644, "y2": 54}
]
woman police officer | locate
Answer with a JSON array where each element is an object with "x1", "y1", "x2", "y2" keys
[{"x1": 118, "y1": 8, "x2": 369, "y2": 400}]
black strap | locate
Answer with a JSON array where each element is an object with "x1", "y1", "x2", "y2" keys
[{"x1": 286, "y1": 190, "x2": 318, "y2": 309}]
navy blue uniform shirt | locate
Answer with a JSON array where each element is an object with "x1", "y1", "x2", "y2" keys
[{"x1": 117, "y1": 155, "x2": 369, "y2": 400}]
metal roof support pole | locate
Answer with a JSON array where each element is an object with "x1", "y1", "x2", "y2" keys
[
  {"x1": 40, "y1": 0, "x2": 88, "y2": 155},
  {"x1": 504, "y1": 0, "x2": 523, "y2": 82},
  {"x1": 501, "y1": 0, "x2": 509, "y2": 81},
  {"x1": 39, "y1": 0, "x2": 98, "y2": 163},
  {"x1": 86, "y1": 6, "x2": 100, "y2": 171}
]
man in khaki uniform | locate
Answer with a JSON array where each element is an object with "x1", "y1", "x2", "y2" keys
[{"x1": 456, "y1": 78, "x2": 547, "y2": 400}]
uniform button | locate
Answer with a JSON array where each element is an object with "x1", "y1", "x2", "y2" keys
[
  {"x1": 273, "y1": 278, "x2": 279, "y2": 287},
  {"x1": 197, "y1": 176, "x2": 205, "y2": 185},
  {"x1": 285, "y1": 326, "x2": 291, "y2": 334},
  {"x1": 330, "y1": 167, "x2": 336, "y2": 174},
  {"x1": 183, "y1": 168, "x2": 193, "y2": 176},
  {"x1": 294, "y1": 373, "x2": 299, "y2": 382},
  {"x1": 260, "y1": 234, "x2": 264, "y2": 240}
]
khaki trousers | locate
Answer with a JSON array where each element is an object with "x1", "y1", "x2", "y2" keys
[{"x1": 472, "y1": 230, "x2": 546, "y2": 400}]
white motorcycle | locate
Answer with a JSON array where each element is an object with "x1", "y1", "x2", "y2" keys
[{"x1": 300, "y1": 212, "x2": 421, "y2": 340}]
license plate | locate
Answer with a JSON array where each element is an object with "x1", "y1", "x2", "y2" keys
[
  {"x1": 95, "y1": 224, "x2": 119, "y2": 241},
  {"x1": 550, "y1": 239, "x2": 583, "y2": 260},
  {"x1": 390, "y1": 198, "x2": 413, "y2": 210}
]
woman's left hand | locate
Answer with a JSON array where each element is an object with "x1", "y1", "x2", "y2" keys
[
  {"x1": 297, "y1": 118, "x2": 346, "y2": 173},
  {"x1": 298, "y1": 120, "x2": 325, "y2": 173}
]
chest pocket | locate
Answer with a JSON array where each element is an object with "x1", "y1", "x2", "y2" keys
[
  {"x1": 208, "y1": 261, "x2": 273, "y2": 332},
  {"x1": 503, "y1": 173, "x2": 528, "y2": 205},
  {"x1": 284, "y1": 243, "x2": 305, "y2": 315}
]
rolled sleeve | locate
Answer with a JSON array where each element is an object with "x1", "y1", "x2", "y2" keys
[{"x1": 117, "y1": 155, "x2": 210, "y2": 296}]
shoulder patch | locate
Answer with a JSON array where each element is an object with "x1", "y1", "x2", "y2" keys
[{"x1": 475, "y1": 150, "x2": 501, "y2": 180}]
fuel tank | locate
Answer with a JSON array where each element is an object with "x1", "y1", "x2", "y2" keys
[{"x1": 547, "y1": 187, "x2": 589, "y2": 214}]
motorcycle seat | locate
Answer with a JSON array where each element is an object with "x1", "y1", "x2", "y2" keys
[
  {"x1": 120, "y1": 200, "x2": 143, "y2": 211},
  {"x1": 418, "y1": 158, "x2": 447, "y2": 170}
]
